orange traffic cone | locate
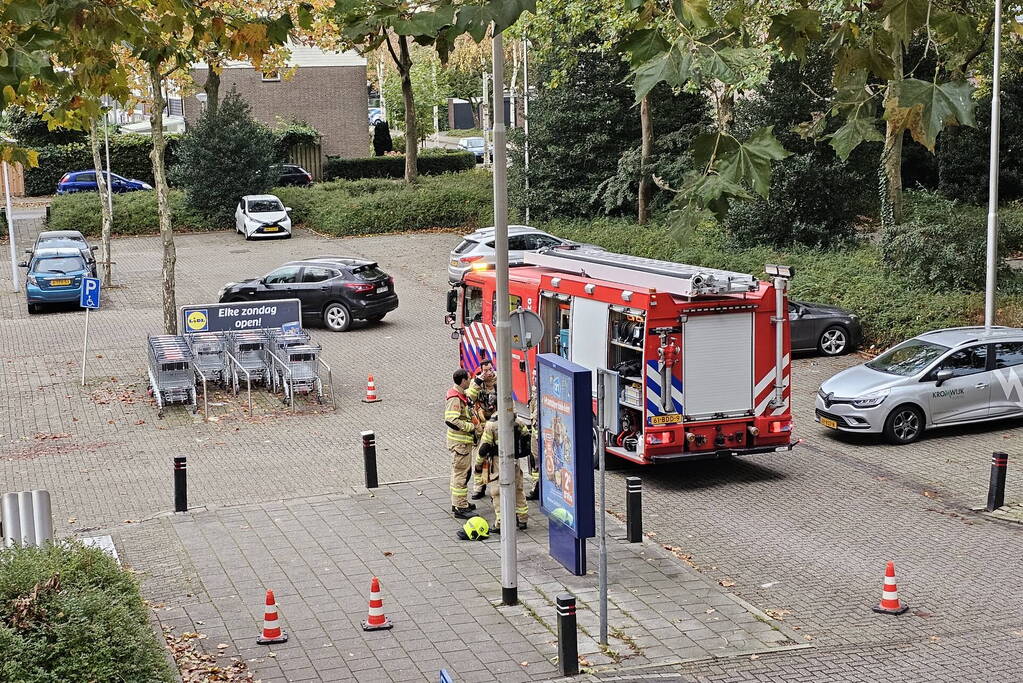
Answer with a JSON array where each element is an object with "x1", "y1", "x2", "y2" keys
[
  {"x1": 362, "y1": 577, "x2": 393, "y2": 631},
  {"x1": 872, "y1": 561, "x2": 908, "y2": 615},
  {"x1": 257, "y1": 589, "x2": 288, "y2": 644},
  {"x1": 362, "y1": 374, "x2": 381, "y2": 403}
]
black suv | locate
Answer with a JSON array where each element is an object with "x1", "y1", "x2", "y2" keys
[
  {"x1": 274, "y1": 164, "x2": 313, "y2": 187},
  {"x1": 217, "y1": 257, "x2": 398, "y2": 331}
]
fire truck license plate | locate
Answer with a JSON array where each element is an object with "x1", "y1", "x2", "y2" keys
[
  {"x1": 819, "y1": 416, "x2": 838, "y2": 429},
  {"x1": 651, "y1": 414, "x2": 682, "y2": 425}
]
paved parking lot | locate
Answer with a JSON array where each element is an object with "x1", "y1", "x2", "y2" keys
[{"x1": 2, "y1": 226, "x2": 1022, "y2": 681}]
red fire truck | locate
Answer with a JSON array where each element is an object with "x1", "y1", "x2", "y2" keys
[{"x1": 445, "y1": 246, "x2": 796, "y2": 464}]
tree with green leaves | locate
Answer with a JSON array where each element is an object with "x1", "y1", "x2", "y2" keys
[
  {"x1": 382, "y1": 50, "x2": 449, "y2": 143},
  {"x1": 331, "y1": 0, "x2": 535, "y2": 183},
  {"x1": 173, "y1": 90, "x2": 276, "y2": 224}
]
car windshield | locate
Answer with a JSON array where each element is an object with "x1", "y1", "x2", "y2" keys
[
  {"x1": 39, "y1": 237, "x2": 85, "y2": 248},
  {"x1": 354, "y1": 265, "x2": 387, "y2": 281},
  {"x1": 866, "y1": 339, "x2": 950, "y2": 376},
  {"x1": 462, "y1": 138, "x2": 484, "y2": 147},
  {"x1": 34, "y1": 256, "x2": 85, "y2": 274},
  {"x1": 248, "y1": 199, "x2": 283, "y2": 213}
]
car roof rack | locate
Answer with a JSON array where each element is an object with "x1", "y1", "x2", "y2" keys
[{"x1": 523, "y1": 246, "x2": 759, "y2": 298}]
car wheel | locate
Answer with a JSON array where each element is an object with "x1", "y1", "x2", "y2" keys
[
  {"x1": 818, "y1": 326, "x2": 849, "y2": 356},
  {"x1": 323, "y1": 303, "x2": 352, "y2": 332},
  {"x1": 27, "y1": 303, "x2": 40, "y2": 314},
  {"x1": 883, "y1": 405, "x2": 924, "y2": 445},
  {"x1": 366, "y1": 313, "x2": 386, "y2": 323}
]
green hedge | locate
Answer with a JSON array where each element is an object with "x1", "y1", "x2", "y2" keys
[
  {"x1": 0, "y1": 541, "x2": 175, "y2": 682},
  {"x1": 24, "y1": 135, "x2": 180, "y2": 197},
  {"x1": 324, "y1": 149, "x2": 475, "y2": 180},
  {"x1": 48, "y1": 189, "x2": 214, "y2": 235},
  {"x1": 275, "y1": 169, "x2": 493, "y2": 236},
  {"x1": 544, "y1": 213, "x2": 1023, "y2": 350}
]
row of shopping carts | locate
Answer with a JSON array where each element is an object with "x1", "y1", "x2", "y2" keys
[{"x1": 146, "y1": 327, "x2": 331, "y2": 417}]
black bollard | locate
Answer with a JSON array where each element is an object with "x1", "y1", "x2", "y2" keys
[
  {"x1": 362, "y1": 431, "x2": 379, "y2": 489},
  {"x1": 626, "y1": 476, "x2": 642, "y2": 543},
  {"x1": 556, "y1": 593, "x2": 579, "y2": 676},
  {"x1": 986, "y1": 452, "x2": 1009, "y2": 512},
  {"x1": 173, "y1": 456, "x2": 187, "y2": 512}
]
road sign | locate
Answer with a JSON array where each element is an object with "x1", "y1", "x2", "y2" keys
[
  {"x1": 509, "y1": 309, "x2": 544, "y2": 351},
  {"x1": 80, "y1": 277, "x2": 101, "y2": 309}
]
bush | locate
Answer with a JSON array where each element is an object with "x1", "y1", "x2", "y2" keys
[
  {"x1": 271, "y1": 117, "x2": 320, "y2": 162},
  {"x1": 24, "y1": 136, "x2": 181, "y2": 197},
  {"x1": 274, "y1": 169, "x2": 492, "y2": 236},
  {"x1": 0, "y1": 541, "x2": 175, "y2": 683},
  {"x1": 323, "y1": 149, "x2": 475, "y2": 180},
  {"x1": 48, "y1": 189, "x2": 213, "y2": 235},
  {"x1": 544, "y1": 214, "x2": 1023, "y2": 349},
  {"x1": 1, "y1": 106, "x2": 87, "y2": 147},
  {"x1": 879, "y1": 190, "x2": 1023, "y2": 292},
  {"x1": 171, "y1": 91, "x2": 276, "y2": 224}
]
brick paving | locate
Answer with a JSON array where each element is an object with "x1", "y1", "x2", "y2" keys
[{"x1": 2, "y1": 225, "x2": 1023, "y2": 680}]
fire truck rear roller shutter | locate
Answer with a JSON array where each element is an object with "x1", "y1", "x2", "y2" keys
[{"x1": 682, "y1": 313, "x2": 754, "y2": 419}]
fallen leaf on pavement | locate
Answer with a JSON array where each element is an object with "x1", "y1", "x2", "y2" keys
[
  {"x1": 923, "y1": 490, "x2": 938, "y2": 499},
  {"x1": 764, "y1": 609, "x2": 792, "y2": 621},
  {"x1": 750, "y1": 654, "x2": 760, "y2": 661},
  {"x1": 913, "y1": 610, "x2": 932, "y2": 618},
  {"x1": 67, "y1": 517, "x2": 77, "y2": 524},
  {"x1": 217, "y1": 643, "x2": 229, "y2": 649},
  {"x1": 705, "y1": 608, "x2": 716, "y2": 614},
  {"x1": 719, "y1": 579, "x2": 736, "y2": 587},
  {"x1": 804, "y1": 635, "x2": 814, "y2": 641},
  {"x1": 930, "y1": 636, "x2": 940, "y2": 642},
  {"x1": 383, "y1": 551, "x2": 393, "y2": 557}
]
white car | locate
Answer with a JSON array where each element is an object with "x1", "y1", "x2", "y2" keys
[
  {"x1": 448, "y1": 226, "x2": 597, "y2": 284},
  {"x1": 816, "y1": 326, "x2": 1023, "y2": 444},
  {"x1": 235, "y1": 195, "x2": 293, "y2": 240}
]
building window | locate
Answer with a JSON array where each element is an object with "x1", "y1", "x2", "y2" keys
[{"x1": 261, "y1": 70, "x2": 281, "y2": 82}]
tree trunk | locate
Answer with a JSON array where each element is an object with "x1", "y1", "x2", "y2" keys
[
  {"x1": 88, "y1": 119, "x2": 113, "y2": 285},
  {"x1": 881, "y1": 19, "x2": 904, "y2": 226},
  {"x1": 638, "y1": 95, "x2": 653, "y2": 225},
  {"x1": 204, "y1": 66, "x2": 221, "y2": 119},
  {"x1": 149, "y1": 63, "x2": 177, "y2": 335},
  {"x1": 397, "y1": 35, "x2": 418, "y2": 183}
]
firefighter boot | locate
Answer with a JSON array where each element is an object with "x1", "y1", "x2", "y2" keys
[{"x1": 526, "y1": 483, "x2": 539, "y2": 501}]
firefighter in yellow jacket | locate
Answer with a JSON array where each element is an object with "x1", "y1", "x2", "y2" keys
[
  {"x1": 477, "y1": 413, "x2": 529, "y2": 532},
  {"x1": 470, "y1": 359, "x2": 497, "y2": 499},
  {"x1": 445, "y1": 369, "x2": 483, "y2": 519}
]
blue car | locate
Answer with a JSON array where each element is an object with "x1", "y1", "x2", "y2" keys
[
  {"x1": 19, "y1": 247, "x2": 90, "y2": 313},
  {"x1": 56, "y1": 170, "x2": 152, "y2": 195}
]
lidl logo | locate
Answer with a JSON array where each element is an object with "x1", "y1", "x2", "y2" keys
[{"x1": 186, "y1": 309, "x2": 209, "y2": 331}]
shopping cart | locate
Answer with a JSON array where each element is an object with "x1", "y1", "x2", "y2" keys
[
  {"x1": 146, "y1": 335, "x2": 197, "y2": 416},
  {"x1": 263, "y1": 328, "x2": 323, "y2": 403},
  {"x1": 225, "y1": 330, "x2": 270, "y2": 392},
  {"x1": 185, "y1": 332, "x2": 228, "y2": 387}
]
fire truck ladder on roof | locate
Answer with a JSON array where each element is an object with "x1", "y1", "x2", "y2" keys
[{"x1": 523, "y1": 246, "x2": 759, "y2": 298}]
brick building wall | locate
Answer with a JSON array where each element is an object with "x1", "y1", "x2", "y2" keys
[{"x1": 183, "y1": 65, "x2": 368, "y2": 159}]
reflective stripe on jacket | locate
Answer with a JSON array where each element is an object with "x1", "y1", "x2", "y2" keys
[{"x1": 445, "y1": 386, "x2": 475, "y2": 445}]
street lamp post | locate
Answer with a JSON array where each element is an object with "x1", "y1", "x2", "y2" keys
[
  {"x1": 985, "y1": 0, "x2": 1004, "y2": 332},
  {"x1": 492, "y1": 29, "x2": 517, "y2": 607}
]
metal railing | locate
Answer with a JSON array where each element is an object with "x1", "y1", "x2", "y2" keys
[{"x1": 224, "y1": 351, "x2": 253, "y2": 415}]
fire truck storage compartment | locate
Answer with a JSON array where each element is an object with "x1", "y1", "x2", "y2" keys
[
  {"x1": 540, "y1": 292, "x2": 571, "y2": 358},
  {"x1": 568, "y1": 296, "x2": 609, "y2": 392},
  {"x1": 683, "y1": 312, "x2": 754, "y2": 418}
]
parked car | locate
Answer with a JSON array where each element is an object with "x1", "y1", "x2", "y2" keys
[
  {"x1": 273, "y1": 164, "x2": 313, "y2": 187},
  {"x1": 789, "y1": 300, "x2": 862, "y2": 356},
  {"x1": 56, "y1": 170, "x2": 152, "y2": 195},
  {"x1": 457, "y1": 137, "x2": 488, "y2": 162},
  {"x1": 27, "y1": 230, "x2": 98, "y2": 277},
  {"x1": 234, "y1": 195, "x2": 293, "y2": 239},
  {"x1": 19, "y1": 247, "x2": 90, "y2": 314},
  {"x1": 815, "y1": 326, "x2": 1023, "y2": 444},
  {"x1": 218, "y1": 257, "x2": 398, "y2": 332},
  {"x1": 448, "y1": 226, "x2": 596, "y2": 284}
]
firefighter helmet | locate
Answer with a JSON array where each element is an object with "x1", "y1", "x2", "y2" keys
[{"x1": 462, "y1": 516, "x2": 490, "y2": 540}]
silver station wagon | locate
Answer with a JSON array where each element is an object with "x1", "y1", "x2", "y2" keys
[{"x1": 815, "y1": 327, "x2": 1023, "y2": 444}]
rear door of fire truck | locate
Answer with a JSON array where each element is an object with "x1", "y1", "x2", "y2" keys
[{"x1": 682, "y1": 312, "x2": 754, "y2": 418}]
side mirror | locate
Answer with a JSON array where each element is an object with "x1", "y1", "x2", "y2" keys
[
  {"x1": 90, "y1": 245, "x2": 99, "y2": 251},
  {"x1": 17, "y1": 261, "x2": 28, "y2": 268},
  {"x1": 285, "y1": 207, "x2": 293, "y2": 212},
  {"x1": 934, "y1": 368, "x2": 953, "y2": 387},
  {"x1": 446, "y1": 289, "x2": 458, "y2": 314},
  {"x1": 259, "y1": 277, "x2": 268, "y2": 286}
]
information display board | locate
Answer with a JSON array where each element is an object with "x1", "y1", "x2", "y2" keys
[
  {"x1": 537, "y1": 353, "x2": 595, "y2": 575},
  {"x1": 179, "y1": 299, "x2": 301, "y2": 333}
]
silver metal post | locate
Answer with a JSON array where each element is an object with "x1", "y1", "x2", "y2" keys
[
  {"x1": 482, "y1": 71, "x2": 490, "y2": 168},
  {"x1": 522, "y1": 37, "x2": 530, "y2": 223},
  {"x1": 772, "y1": 276, "x2": 786, "y2": 406},
  {"x1": 596, "y1": 368, "x2": 608, "y2": 646},
  {"x1": 3, "y1": 161, "x2": 19, "y2": 292},
  {"x1": 493, "y1": 30, "x2": 517, "y2": 607},
  {"x1": 103, "y1": 107, "x2": 113, "y2": 214},
  {"x1": 80, "y1": 307, "x2": 90, "y2": 387},
  {"x1": 985, "y1": 0, "x2": 1003, "y2": 332},
  {"x1": 432, "y1": 59, "x2": 440, "y2": 136}
]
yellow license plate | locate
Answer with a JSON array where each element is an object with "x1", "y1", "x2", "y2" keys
[
  {"x1": 450, "y1": 260, "x2": 459, "y2": 267},
  {"x1": 50, "y1": 279, "x2": 72, "y2": 286},
  {"x1": 651, "y1": 413, "x2": 682, "y2": 425},
  {"x1": 263, "y1": 226, "x2": 280, "y2": 232},
  {"x1": 819, "y1": 416, "x2": 838, "y2": 429}
]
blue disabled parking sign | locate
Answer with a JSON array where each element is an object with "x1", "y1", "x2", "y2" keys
[{"x1": 80, "y1": 277, "x2": 101, "y2": 309}]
